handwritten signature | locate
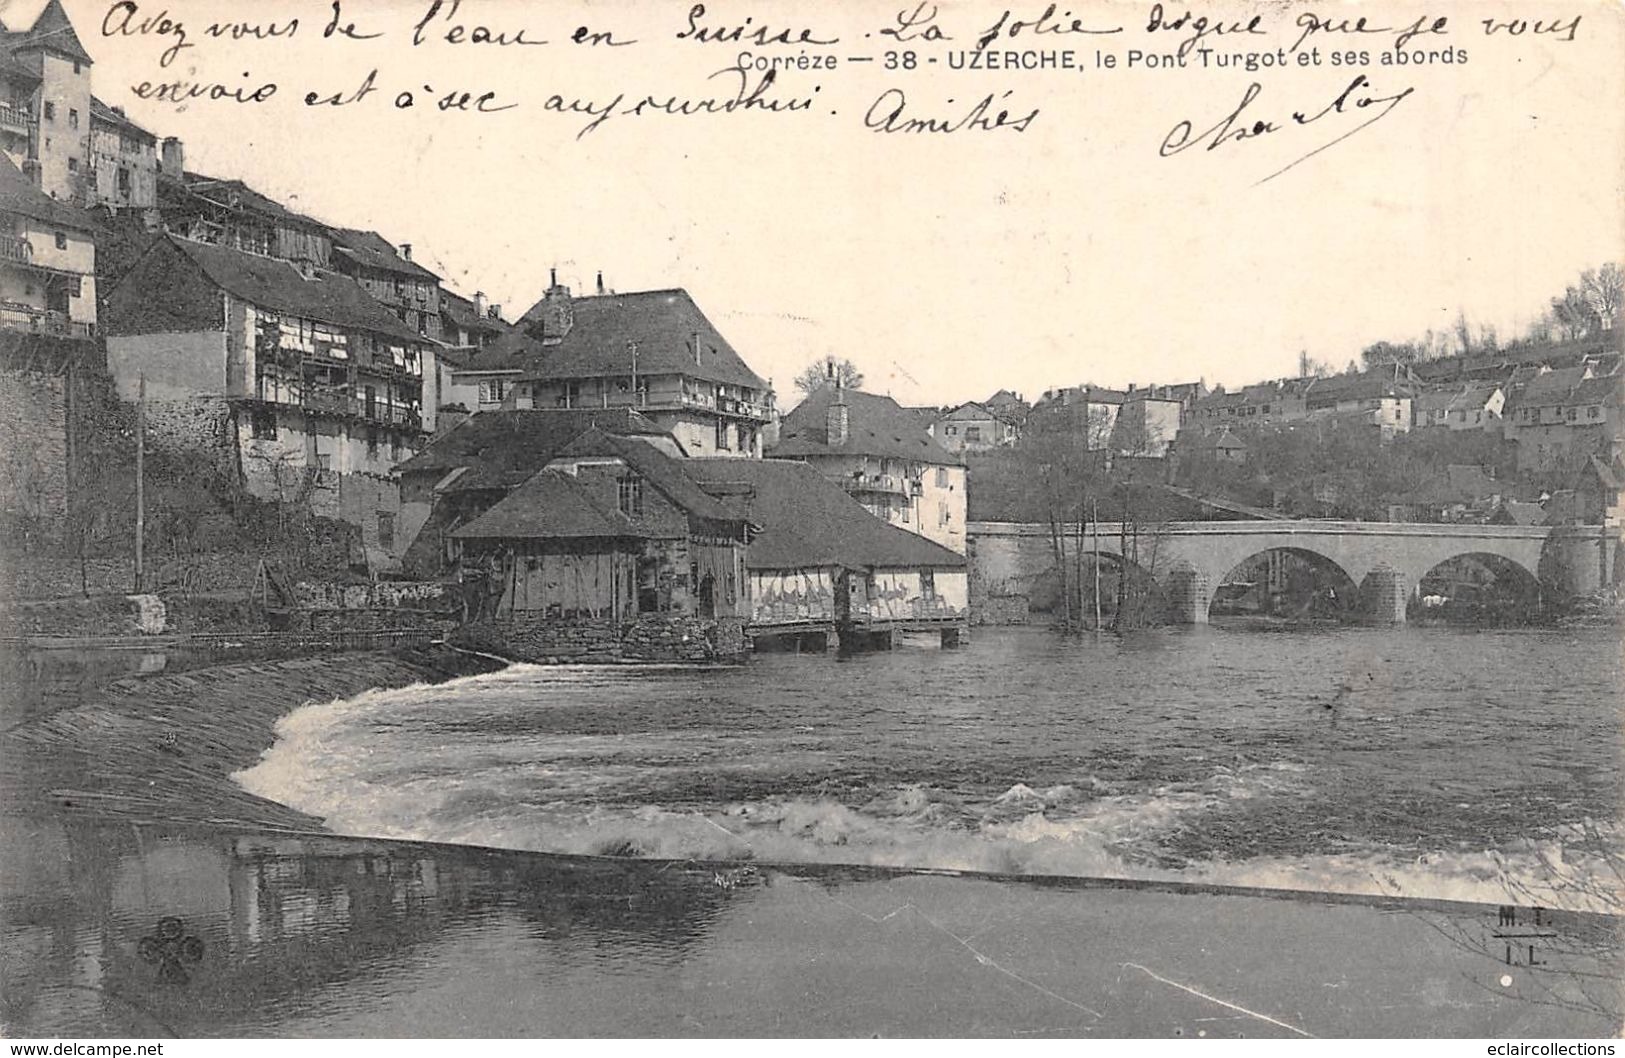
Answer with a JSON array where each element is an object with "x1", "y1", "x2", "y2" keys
[{"x1": 1159, "y1": 75, "x2": 1415, "y2": 183}]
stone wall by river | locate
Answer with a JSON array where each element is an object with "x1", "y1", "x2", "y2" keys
[{"x1": 0, "y1": 646, "x2": 503, "y2": 831}]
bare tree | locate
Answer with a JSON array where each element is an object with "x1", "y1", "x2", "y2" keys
[
  {"x1": 1551, "y1": 284, "x2": 1596, "y2": 341},
  {"x1": 1580, "y1": 263, "x2": 1622, "y2": 332},
  {"x1": 793, "y1": 355, "x2": 865, "y2": 395}
]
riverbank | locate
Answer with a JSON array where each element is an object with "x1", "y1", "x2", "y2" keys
[{"x1": 0, "y1": 645, "x2": 506, "y2": 831}]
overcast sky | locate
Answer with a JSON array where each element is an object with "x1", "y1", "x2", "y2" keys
[{"x1": 33, "y1": 0, "x2": 1625, "y2": 405}]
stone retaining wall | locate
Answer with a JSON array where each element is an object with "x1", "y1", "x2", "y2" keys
[{"x1": 455, "y1": 613, "x2": 746, "y2": 664}]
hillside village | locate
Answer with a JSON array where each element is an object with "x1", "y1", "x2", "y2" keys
[{"x1": 0, "y1": 2, "x2": 1620, "y2": 656}]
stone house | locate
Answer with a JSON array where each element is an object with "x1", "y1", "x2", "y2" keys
[
  {"x1": 771, "y1": 384, "x2": 968, "y2": 554},
  {"x1": 516, "y1": 279, "x2": 775, "y2": 458},
  {"x1": 102, "y1": 234, "x2": 436, "y2": 565},
  {"x1": 0, "y1": 154, "x2": 95, "y2": 337}
]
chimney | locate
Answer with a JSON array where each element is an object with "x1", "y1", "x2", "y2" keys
[
  {"x1": 827, "y1": 386, "x2": 849, "y2": 446},
  {"x1": 160, "y1": 136, "x2": 185, "y2": 179},
  {"x1": 596, "y1": 271, "x2": 605, "y2": 295},
  {"x1": 473, "y1": 290, "x2": 487, "y2": 317},
  {"x1": 488, "y1": 304, "x2": 501, "y2": 320},
  {"x1": 535, "y1": 273, "x2": 573, "y2": 341},
  {"x1": 399, "y1": 242, "x2": 412, "y2": 261}
]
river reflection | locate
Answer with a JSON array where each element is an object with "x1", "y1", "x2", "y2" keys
[{"x1": 2, "y1": 817, "x2": 1619, "y2": 1037}]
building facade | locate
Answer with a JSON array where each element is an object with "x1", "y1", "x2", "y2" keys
[
  {"x1": 103, "y1": 235, "x2": 435, "y2": 564},
  {"x1": 770, "y1": 385, "x2": 967, "y2": 554},
  {"x1": 517, "y1": 283, "x2": 774, "y2": 458},
  {"x1": 0, "y1": 2, "x2": 92, "y2": 205},
  {"x1": 0, "y1": 155, "x2": 94, "y2": 337}
]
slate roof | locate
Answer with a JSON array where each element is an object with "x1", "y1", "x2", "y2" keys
[
  {"x1": 519, "y1": 289, "x2": 766, "y2": 389},
  {"x1": 552, "y1": 429, "x2": 740, "y2": 524},
  {"x1": 940, "y1": 401, "x2": 995, "y2": 421},
  {"x1": 1562, "y1": 375, "x2": 1622, "y2": 408},
  {"x1": 772, "y1": 387, "x2": 963, "y2": 465},
  {"x1": 0, "y1": 155, "x2": 94, "y2": 232},
  {"x1": 450, "y1": 470, "x2": 638, "y2": 540},
  {"x1": 12, "y1": 0, "x2": 91, "y2": 65},
  {"x1": 1507, "y1": 366, "x2": 1591, "y2": 408},
  {"x1": 331, "y1": 228, "x2": 441, "y2": 282},
  {"x1": 161, "y1": 235, "x2": 423, "y2": 343},
  {"x1": 1490, "y1": 499, "x2": 1546, "y2": 526},
  {"x1": 459, "y1": 327, "x2": 546, "y2": 373},
  {"x1": 683, "y1": 458, "x2": 966, "y2": 570},
  {"x1": 393, "y1": 408, "x2": 668, "y2": 491},
  {"x1": 178, "y1": 172, "x2": 330, "y2": 232},
  {"x1": 441, "y1": 290, "x2": 507, "y2": 338},
  {"x1": 89, "y1": 96, "x2": 156, "y2": 141}
]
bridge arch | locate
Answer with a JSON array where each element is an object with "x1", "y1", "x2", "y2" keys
[
  {"x1": 1414, "y1": 551, "x2": 1544, "y2": 623},
  {"x1": 1017, "y1": 547, "x2": 1167, "y2": 629},
  {"x1": 1208, "y1": 546, "x2": 1363, "y2": 623}
]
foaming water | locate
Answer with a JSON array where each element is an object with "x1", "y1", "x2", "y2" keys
[{"x1": 234, "y1": 627, "x2": 1625, "y2": 911}]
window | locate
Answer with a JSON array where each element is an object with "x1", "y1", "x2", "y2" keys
[
  {"x1": 965, "y1": 426, "x2": 982, "y2": 442},
  {"x1": 118, "y1": 168, "x2": 131, "y2": 195},
  {"x1": 920, "y1": 569, "x2": 936, "y2": 598},
  {"x1": 716, "y1": 417, "x2": 730, "y2": 451},
  {"x1": 250, "y1": 408, "x2": 277, "y2": 439},
  {"x1": 73, "y1": 62, "x2": 81, "y2": 75},
  {"x1": 377, "y1": 512, "x2": 395, "y2": 551},
  {"x1": 66, "y1": 157, "x2": 77, "y2": 172},
  {"x1": 618, "y1": 476, "x2": 644, "y2": 517},
  {"x1": 938, "y1": 502, "x2": 949, "y2": 527},
  {"x1": 901, "y1": 504, "x2": 911, "y2": 524},
  {"x1": 366, "y1": 427, "x2": 379, "y2": 455},
  {"x1": 478, "y1": 379, "x2": 508, "y2": 406},
  {"x1": 54, "y1": 231, "x2": 66, "y2": 250},
  {"x1": 935, "y1": 467, "x2": 949, "y2": 487},
  {"x1": 1590, "y1": 407, "x2": 1601, "y2": 419},
  {"x1": 68, "y1": 108, "x2": 78, "y2": 129},
  {"x1": 43, "y1": 102, "x2": 54, "y2": 121}
]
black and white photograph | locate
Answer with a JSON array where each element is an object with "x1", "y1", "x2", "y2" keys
[{"x1": 0, "y1": 0, "x2": 1620, "y2": 1043}]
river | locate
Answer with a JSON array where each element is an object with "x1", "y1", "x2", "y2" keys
[{"x1": 234, "y1": 625, "x2": 1623, "y2": 910}]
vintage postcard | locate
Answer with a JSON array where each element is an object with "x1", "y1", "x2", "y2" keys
[{"x1": 0, "y1": 0, "x2": 1621, "y2": 1043}]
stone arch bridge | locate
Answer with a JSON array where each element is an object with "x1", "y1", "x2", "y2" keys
[{"x1": 968, "y1": 520, "x2": 1612, "y2": 623}]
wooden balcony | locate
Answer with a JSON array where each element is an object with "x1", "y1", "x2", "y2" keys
[{"x1": 0, "y1": 235, "x2": 32, "y2": 264}]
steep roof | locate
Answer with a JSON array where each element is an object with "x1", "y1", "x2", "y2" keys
[
  {"x1": 330, "y1": 228, "x2": 441, "y2": 282},
  {"x1": 772, "y1": 387, "x2": 963, "y2": 465},
  {"x1": 450, "y1": 470, "x2": 638, "y2": 540},
  {"x1": 0, "y1": 154, "x2": 93, "y2": 231},
  {"x1": 552, "y1": 429, "x2": 740, "y2": 523},
  {"x1": 14, "y1": 0, "x2": 91, "y2": 65},
  {"x1": 519, "y1": 288, "x2": 766, "y2": 389},
  {"x1": 683, "y1": 458, "x2": 966, "y2": 570},
  {"x1": 89, "y1": 96, "x2": 155, "y2": 141},
  {"x1": 394, "y1": 408, "x2": 668, "y2": 490},
  {"x1": 164, "y1": 235, "x2": 424, "y2": 343},
  {"x1": 441, "y1": 290, "x2": 507, "y2": 338}
]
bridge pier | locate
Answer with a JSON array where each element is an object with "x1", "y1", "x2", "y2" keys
[
  {"x1": 1364, "y1": 565, "x2": 1408, "y2": 624},
  {"x1": 1165, "y1": 566, "x2": 1211, "y2": 625}
]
